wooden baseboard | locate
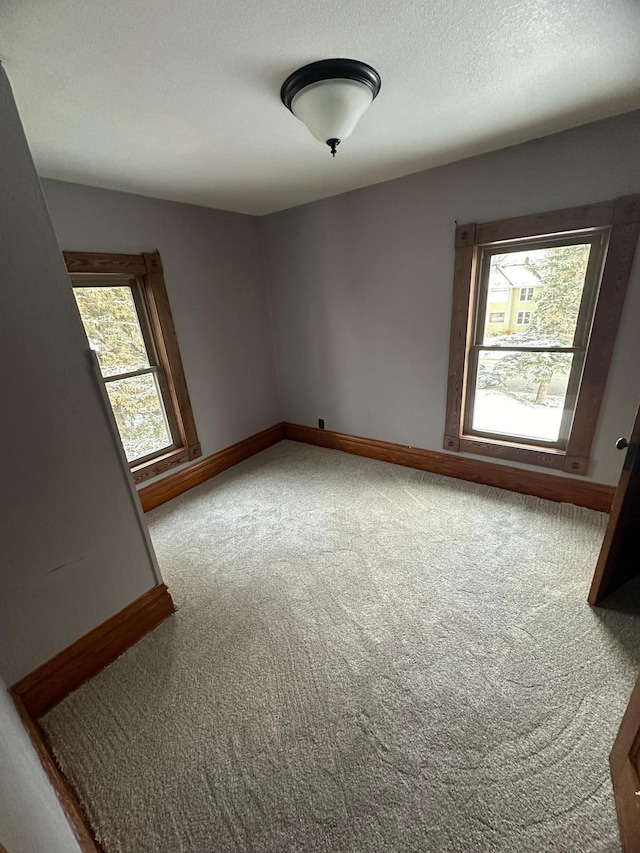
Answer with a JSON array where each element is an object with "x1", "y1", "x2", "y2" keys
[
  {"x1": 283, "y1": 422, "x2": 615, "y2": 513},
  {"x1": 138, "y1": 420, "x2": 613, "y2": 514},
  {"x1": 11, "y1": 584, "x2": 174, "y2": 719},
  {"x1": 12, "y1": 693, "x2": 104, "y2": 852},
  {"x1": 138, "y1": 423, "x2": 285, "y2": 512}
]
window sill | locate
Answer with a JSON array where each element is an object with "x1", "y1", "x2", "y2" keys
[
  {"x1": 132, "y1": 443, "x2": 202, "y2": 485},
  {"x1": 445, "y1": 433, "x2": 589, "y2": 475}
]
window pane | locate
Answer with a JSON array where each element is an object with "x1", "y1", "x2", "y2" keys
[
  {"x1": 105, "y1": 373, "x2": 172, "y2": 462},
  {"x1": 74, "y1": 286, "x2": 150, "y2": 376},
  {"x1": 472, "y1": 350, "x2": 574, "y2": 442},
  {"x1": 482, "y1": 244, "x2": 591, "y2": 346}
]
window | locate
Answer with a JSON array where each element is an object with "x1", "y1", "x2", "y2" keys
[
  {"x1": 444, "y1": 196, "x2": 640, "y2": 474},
  {"x1": 488, "y1": 311, "x2": 506, "y2": 323},
  {"x1": 73, "y1": 281, "x2": 175, "y2": 465},
  {"x1": 66, "y1": 251, "x2": 200, "y2": 483}
]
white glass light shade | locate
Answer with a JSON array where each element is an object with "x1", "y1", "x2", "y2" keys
[{"x1": 290, "y1": 78, "x2": 374, "y2": 145}]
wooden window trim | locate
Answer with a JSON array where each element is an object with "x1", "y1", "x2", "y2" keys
[
  {"x1": 65, "y1": 250, "x2": 201, "y2": 483},
  {"x1": 444, "y1": 196, "x2": 640, "y2": 475}
]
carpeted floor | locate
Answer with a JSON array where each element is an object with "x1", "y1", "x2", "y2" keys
[{"x1": 42, "y1": 441, "x2": 640, "y2": 852}]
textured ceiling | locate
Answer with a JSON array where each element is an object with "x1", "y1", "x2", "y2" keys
[{"x1": 1, "y1": 0, "x2": 639, "y2": 215}]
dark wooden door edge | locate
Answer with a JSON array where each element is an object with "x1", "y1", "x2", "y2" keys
[
  {"x1": 589, "y1": 464, "x2": 630, "y2": 604},
  {"x1": 610, "y1": 674, "x2": 640, "y2": 851},
  {"x1": 611, "y1": 756, "x2": 640, "y2": 853},
  {"x1": 11, "y1": 693, "x2": 104, "y2": 852},
  {"x1": 588, "y1": 405, "x2": 640, "y2": 605},
  {"x1": 282, "y1": 422, "x2": 615, "y2": 512},
  {"x1": 11, "y1": 584, "x2": 175, "y2": 719},
  {"x1": 138, "y1": 423, "x2": 286, "y2": 512}
]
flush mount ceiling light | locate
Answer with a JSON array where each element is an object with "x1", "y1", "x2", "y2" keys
[{"x1": 280, "y1": 58, "x2": 381, "y2": 157}]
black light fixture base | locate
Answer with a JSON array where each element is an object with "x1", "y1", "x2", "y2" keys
[
  {"x1": 327, "y1": 138, "x2": 341, "y2": 157},
  {"x1": 280, "y1": 58, "x2": 382, "y2": 111}
]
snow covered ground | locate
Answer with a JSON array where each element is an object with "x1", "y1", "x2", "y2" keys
[{"x1": 472, "y1": 389, "x2": 564, "y2": 442}]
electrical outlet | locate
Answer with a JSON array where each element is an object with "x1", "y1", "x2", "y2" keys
[{"x1": 318, "y1": 418, "x2": 325, "y2": 430}]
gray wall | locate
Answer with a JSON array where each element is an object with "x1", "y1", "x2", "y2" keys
[
  {"x1": 0, "y1": 681, "x2": 81, "y2": 853},
  {"x1": 41, "y1": 179, "x2": 281, "y2": 484},
  {"x1": 262, "y1": 109, "x2": 640, "y2": 486},
  {"x1": 0, "y1": 67, "x2": 159, "y2": 685}
]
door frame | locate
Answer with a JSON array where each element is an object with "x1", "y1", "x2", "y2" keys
[{"x1": 611, "y1": 675, "x2": 640, "y2": 851}]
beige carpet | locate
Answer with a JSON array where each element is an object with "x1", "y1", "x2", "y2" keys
[{"x1": 42, "y1": 441, "x2": 640, "y2": 852}]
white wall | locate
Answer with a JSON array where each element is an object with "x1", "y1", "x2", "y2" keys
[
  {"x1": 41, "y1": 178, "x2": 281, "y2": 485},
  {"x1": 261, "y1": 109, "x2": 640, "y2": 486},
  {"x1": 0, "y1": 681, "x2": 81, "y2": 853},
  {"x1": 0, "y1": 67, "x2": 159, "y2": 685}
]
